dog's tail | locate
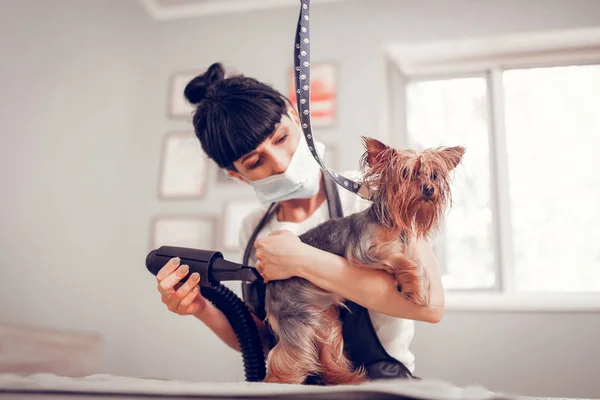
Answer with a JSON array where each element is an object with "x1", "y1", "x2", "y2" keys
[
  {"x1": 266, "y1": 305, "x2": 366, "y2": 385},
  {"x1": 264, "y1": 305, "x2": 325, "y2": 384},
  {"x1": 315, "y1": 307, "x2": 367, "y2": 385}
]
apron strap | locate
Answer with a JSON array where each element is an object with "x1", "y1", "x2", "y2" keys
[
  {"x1": 323, "y1": 169, "x2": 344, "y2": 219},
  {"x1": 241, "y1": 202, "x2": 277, "y2": 321},
  {"x1": 242, "y1": 202, "x2": 278, "y2": 267}
]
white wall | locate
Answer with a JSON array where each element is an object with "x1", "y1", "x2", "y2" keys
[{"x1": 1, "y1": 0, "x2": 599, "y2": 397}]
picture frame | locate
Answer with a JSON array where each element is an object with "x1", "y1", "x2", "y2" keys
[
  {"x1": 288, "y1": 61, "x2": 338, "y2": 128},
  {"x1": 220, "y1": 199, "x2": 263, "y2": 252},
  {"x1": 167, "y1": 70, "x2": 201, "y2": 119},
  {"x1": 157, "y1": 131, "x2": 209, "y2": 200},
  {"x1": 150, "y1": 214, "x2": 218, "y2": 252}
]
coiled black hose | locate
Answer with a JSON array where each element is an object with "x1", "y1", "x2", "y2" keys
[{"x1": 200, "y1": 285, "x2": 266, "y2": 382}]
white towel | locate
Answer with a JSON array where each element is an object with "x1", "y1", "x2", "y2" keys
[{"x1": 0, "y1": 373, "x2": 511, "y2": 400}]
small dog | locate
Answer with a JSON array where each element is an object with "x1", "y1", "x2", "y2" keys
[{"x1": 263, "y1": 137, "x2": 465, "y2": 385}]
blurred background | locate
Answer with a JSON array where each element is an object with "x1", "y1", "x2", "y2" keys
[{"x1": 0, "y1": 0, "x2": 599, "y2": 398}]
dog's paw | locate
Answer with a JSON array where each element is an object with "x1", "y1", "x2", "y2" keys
[{"x1": 396, "y1": 278, "x2": 430, "y2": 306}]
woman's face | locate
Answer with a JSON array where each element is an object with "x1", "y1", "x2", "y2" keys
[{"x1": 230, "y1": 108, "x2": 302, "y2": 182}]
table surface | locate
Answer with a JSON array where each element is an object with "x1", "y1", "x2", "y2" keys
[{"x1": 0, "y1": 373, "x2": 596, "y2": 400}]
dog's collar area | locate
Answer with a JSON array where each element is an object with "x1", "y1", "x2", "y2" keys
[{"x1": 357, "y1": 185, "x2": 373, "y2": 201}]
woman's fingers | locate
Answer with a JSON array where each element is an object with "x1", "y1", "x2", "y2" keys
[
  {"x1": 156, "y1": 257, "x2": 180, "y2": 281},
  {"x1": 255, "y1": 261, "x2": 269, "y2": 283},
  {"x1": 179, "y1": 285, "x2": 202, "y2": 312},
  {"x1": 175, "y1": 272, "x2": 200, "y2": 301},
  {"x1": 169, "y1": 272, "x2": 200, "y2": 312},
  {"x1": 155, "y1": 257, "x2": 206, "y2": 316},
  {"x1": 158, "y1": 264, "x2": 189, "y2": 295}
]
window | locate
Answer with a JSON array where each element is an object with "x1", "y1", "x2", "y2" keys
[
  {"x1": 406, "y1": 77, "x2": 495, "y2": 291},
  {"x1": 503, "y1": 65, "x2": 600, "y2": 293},
  {"x1": 385, "y1": 28, "x2": 600, "y2": 309}
]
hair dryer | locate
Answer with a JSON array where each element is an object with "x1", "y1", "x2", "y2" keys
[
  {"x1": 145, "y1": 245, "x2": 262, "y2": 286},
  {"x1": 145, "y1": 245, "x2": 266, "y2": 382}
]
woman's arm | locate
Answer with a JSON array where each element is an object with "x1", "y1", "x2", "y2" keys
[
  {"x1": 193, "y1": 302, "x2": 272, "y2": 353},
  {"x1": 293, "y1": 239, "x2": 444, "y2": 323},
  {"x1": 193, "y1": 302, "x2": 241, "y2": 352},
  {"x1": 254, "y1": 230, "x2": 444, "y2": 322}
]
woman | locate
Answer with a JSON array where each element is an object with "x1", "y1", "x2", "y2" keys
[{"x1": 155, "y1": 62, "x2": 445, "y2": 381}]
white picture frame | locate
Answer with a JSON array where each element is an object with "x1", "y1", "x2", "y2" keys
[
  {"x1": 158, "y1": 131, "x2": 208, "y2": 200},
  {"x1": 220, "y1": 199, "x2": 263, "y2": 252},
  {"x1": 150, "y1": 214, "x2": 217, "y2": 251}
]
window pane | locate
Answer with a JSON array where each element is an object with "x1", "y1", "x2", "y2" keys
[
  {"x1": 406, "y1": 77, "x2": 495, "y2": 290},
  {"x1": 503, "y1": 65, "x2": 600, "y2": 293}
]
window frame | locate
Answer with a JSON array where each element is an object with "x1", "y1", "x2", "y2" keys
[{"x1": 381, "y1": 27, "x2": 600, "y2": 311}]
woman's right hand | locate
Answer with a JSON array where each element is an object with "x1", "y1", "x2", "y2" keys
[{"x1": 156, "y1": 257, "x2": 207, "y2": 316}]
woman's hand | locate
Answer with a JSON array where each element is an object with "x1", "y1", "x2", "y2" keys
[
  {"x1": 156, "y1": 257, "x2": 207, "y2": 317},
  {"x1": 254, "y1": 230, "x2": 308, "y2": 282}
]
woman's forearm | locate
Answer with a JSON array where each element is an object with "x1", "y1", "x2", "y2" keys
[
  {"x1": 194, "y1": 302, "x2": 241, "y2": 352},
  {"x1": 294, "y1": 244, "x2": 444, "y2": 323},
  {"x1": 410, "y1": 238, "x2": 445, "y2": 313},
  {"x1": 193, "y1": 301, "x2": 272, "y2": 354}
]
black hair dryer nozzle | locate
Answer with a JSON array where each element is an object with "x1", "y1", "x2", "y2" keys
[{"x1": 145, "y1": 246, "x2": 262, "y2": 286}]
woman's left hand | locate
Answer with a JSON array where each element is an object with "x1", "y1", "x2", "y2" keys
[{"x1": 254, "y1": 230, "x2": 308, "y2": 282}]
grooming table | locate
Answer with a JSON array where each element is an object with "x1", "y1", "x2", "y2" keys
[{"x1": 0, "y1": 373, "x2": 523, "y2": 400}]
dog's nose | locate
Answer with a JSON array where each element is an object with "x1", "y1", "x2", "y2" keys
[{"x1": 423, "y1": 185, "x2": 435, "y2": 197}]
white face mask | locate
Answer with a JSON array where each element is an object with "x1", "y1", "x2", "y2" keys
[{"x1": 247, "y1": 134, "x2": 324, "y2": 204}]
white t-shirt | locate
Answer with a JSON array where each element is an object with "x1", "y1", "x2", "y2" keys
[{"x1": 238, "y1": 170, "x2": 416, "y2": 374}]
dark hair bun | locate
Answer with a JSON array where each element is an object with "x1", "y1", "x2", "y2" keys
[{"x1": 184, "y1": 62, "x2": 226, "y2": 105}]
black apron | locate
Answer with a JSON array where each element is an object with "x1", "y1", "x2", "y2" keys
[{"x1": 241, "y1": 173, "x2": 414, "y2": 381}]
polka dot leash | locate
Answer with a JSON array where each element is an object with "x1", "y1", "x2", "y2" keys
[{"x1": 293, "y1": 0, "x2": 372, "y2": 201}]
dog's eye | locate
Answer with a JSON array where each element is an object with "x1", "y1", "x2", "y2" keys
[{"x1": 431, "y1": 172, "x2": 438, "y2": 181}]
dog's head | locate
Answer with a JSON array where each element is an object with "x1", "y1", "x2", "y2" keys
[{"x1": 359, "y1": 136, "x2": 465, "y2": 238}]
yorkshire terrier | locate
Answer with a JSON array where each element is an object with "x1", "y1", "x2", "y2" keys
[{"x1": 263, "y1": 137, "x2": 465, "y2": 385}]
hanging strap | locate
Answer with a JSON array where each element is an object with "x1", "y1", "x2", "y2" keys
[
  {"x1": 293, "y1": 0, "x2": 372, "y2": 201},
  {"x1": 241, "y1": 203, "x2": 277, "y2": 321}
]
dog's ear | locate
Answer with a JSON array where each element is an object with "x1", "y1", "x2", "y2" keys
[
  {"x1": 361, "y1": 136, "x2": 391, "y2": 167},
  {"x1": 439, "y1": 146, "x2": 465, "y2": 170}
]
